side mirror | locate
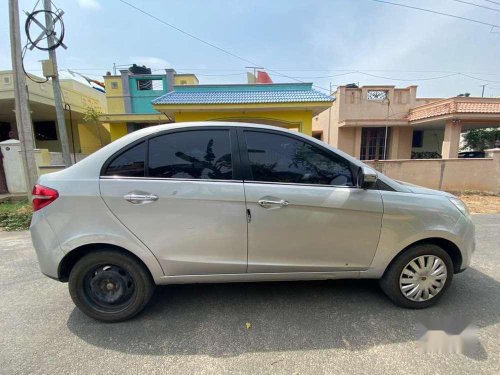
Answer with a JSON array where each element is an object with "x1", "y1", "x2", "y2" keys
[{"x1": 357, "y1": 166, "x2": 378, "y2": 189}]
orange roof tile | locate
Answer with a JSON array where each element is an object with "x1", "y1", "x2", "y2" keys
[{"x1": 408, "y1": 98, "x2": 500, "y2": 121}]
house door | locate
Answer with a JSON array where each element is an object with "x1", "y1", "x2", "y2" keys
[{"x1": 360, "y1": 127, "x2": 391, "y2": 160}]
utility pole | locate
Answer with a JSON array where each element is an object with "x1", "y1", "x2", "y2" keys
[
  {"x1": 9, "y1": 0, "x2": 38, "y2": 199},
  {"x1": 43, "y1": 0, "x2": 72, "y2": 167},
  {"x1": 480, "y1": 84, "x2": 487, "y2": 98}
]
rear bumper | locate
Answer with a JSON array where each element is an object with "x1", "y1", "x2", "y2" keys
[{"x1": 30, "y1": 211, "x2": 65, "y2": 280}]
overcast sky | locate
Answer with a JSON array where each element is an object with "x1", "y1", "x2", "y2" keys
[{"x1": 1, "y1": 0, "x2": 499, "y2": 98}]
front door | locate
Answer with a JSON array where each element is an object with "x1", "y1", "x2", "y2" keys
[
  {"x1": 360, "y1": 127, "x2": 391, "y2": 160},
  {"x1": 100, "y1": 128, "x2": 247, "y2": 275},
  {"x1": 239, "y1": 129, "x2": 383, "y2": 273}
]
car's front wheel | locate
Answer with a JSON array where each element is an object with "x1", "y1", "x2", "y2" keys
[
  {"x1": 68, "y1": 249, "x2": 155, "y2": 322},
  {"x1": 380, "y1": 244, "x2": 454, "y2": 308}
]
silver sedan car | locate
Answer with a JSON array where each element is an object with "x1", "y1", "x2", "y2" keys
[{"x1": 30, "y1": 122, "x2": 475, "y2": 322}]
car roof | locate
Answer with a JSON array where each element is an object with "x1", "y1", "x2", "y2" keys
[{"x1": 123, "y1": 121, "x2": 304, "y2": 138}]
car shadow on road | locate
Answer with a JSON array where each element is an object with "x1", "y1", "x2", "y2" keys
[{"x1": 67, "y1": 268, "x2": 498, "y2": 360}]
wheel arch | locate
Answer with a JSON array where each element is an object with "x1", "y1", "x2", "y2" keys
[
  {"x1": 58, "y1": 243, "x2": 156, "y2": 283},
  {"x1": 384, "y1": 237, "x2": 463, "y2": 276}
]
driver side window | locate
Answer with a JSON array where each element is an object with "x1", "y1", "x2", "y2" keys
[{"x1": 244, "y1": 131, "x2": 353, "y2": 186}]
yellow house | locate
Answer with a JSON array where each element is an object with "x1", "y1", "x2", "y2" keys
[
  {"x1": 0, "y1": 70, "x2": 109, "y2": 155},
  {"x1": 151, "y1": 83, "x2": 333, "y2": 136}
]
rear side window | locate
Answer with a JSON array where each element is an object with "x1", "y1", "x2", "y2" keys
[
  {"x1": 104, "y1": 141, "x2": 145, "y2": 177},
  {"x1": 244, "y1": 131, "x2": 353, "y2": 186},
  {"x1": 148, "y1": 130, "x2": 233, "y2": 180}
]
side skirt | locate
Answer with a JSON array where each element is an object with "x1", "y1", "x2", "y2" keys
[{"x1": 155, "y1": 271, "x2": 362, "y2": 285}]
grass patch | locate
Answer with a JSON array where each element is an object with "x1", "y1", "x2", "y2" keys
[{"x1": 0, "y1": 200, "x2": 32, "y2": 231}]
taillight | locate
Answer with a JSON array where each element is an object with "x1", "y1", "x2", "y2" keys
[{"x1": 32, "y1": 184, "x2": 59, "y2": 212}]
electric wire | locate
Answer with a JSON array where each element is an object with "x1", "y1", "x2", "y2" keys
[
  {"x1": 34, "y1": 66, "x2": 500, "y2": 76},
  {"x1": 25, "y1": 10, "x2": 65, "y2": 51},
  {"x1": 450, "y1": 0, "x2": 500, "y2": 12},
  {"x1": 116, "y1": 0, "x2": 331, "y2": 92},
  {"x1": 22, "y1": 1, "x2": 66, "y2": 83},
  {"x1": 22, "y1": 46, "x2": 48, "y2": 83},
  {"x1": 370, "y1": 0, "x2": 500, "y2": 28}
]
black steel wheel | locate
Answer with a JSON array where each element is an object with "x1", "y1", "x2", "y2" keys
[
  {"x1": 69, "y1": 250, "x2": 155, "y2": 322},
  {"x1": 83, "y1": 264, "x2": 136, "y2": 312}
]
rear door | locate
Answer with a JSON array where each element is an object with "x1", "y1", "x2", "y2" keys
[
  {"x1": 100, "y1": 127, "x2": 248, "y2": 275},
  {"x1": 239, "y1": 128, "x2": 383, "y2": 273}
]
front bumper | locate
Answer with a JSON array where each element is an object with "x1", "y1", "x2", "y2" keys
[
  {"x1": 30, "y1": 211, "x2": 65, "y2": 280},
  {"x1": 455, "y1": 214, "x2": 476, "y2": 272}
]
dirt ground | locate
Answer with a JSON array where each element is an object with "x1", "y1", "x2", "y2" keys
[{"x1": 457, "y1": 193, "x2": 500, "y2": 214}]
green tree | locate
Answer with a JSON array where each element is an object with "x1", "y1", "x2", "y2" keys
[
  {"x1": 461, "y1": 128, "x2": 500, "y2": 151},
  {"x1": 457, "y1": 93, "x2": 471, "y2": 97}
]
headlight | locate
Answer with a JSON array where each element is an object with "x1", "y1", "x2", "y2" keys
[{"x1": 448, "y1": 197, "x2": 469, "y2": 216}]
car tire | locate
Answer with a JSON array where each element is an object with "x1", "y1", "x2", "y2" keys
[
  {"x1": 379, "y1": 244, "x2": 454, "y2": 309},
  {"x1": 68, "y1": 249, "x2": 155, "y2": 322}
]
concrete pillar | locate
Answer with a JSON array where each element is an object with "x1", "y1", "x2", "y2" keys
[
  {"x1": 165, "y1": 69, "x2": 177, "y2": 92},
  {"x1": 389, "y1": 127, "x2": 413, "y2": 159},
  {"x1": 389, "y1": 127, "x2": 400, "y2": 160},
  {"x1": 484, "y1": 148, "x2": 500, "y2": 194},
  {"x1": 120, "y1": 69, "x2": 132, "y2": 114},
  {"x1": 353, "y1": 127, "x2": 362, "y2": 159},
  {"x1": 441, "y1": 120, "x2": 461, "y2": 159}
]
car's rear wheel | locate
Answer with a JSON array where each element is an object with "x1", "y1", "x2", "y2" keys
[
  {"x1": 68, "y1": 250, "x2": 155, "y2": 322},
  {"x1": 380, "y1": 244, "x2": 454, "y2": 309}
]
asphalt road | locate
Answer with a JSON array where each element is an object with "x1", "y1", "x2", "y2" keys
[{"x1": 0, "y1": 215, "x2": 499, "y2": 374}]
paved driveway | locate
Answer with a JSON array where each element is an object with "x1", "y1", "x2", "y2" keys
[{"x1": 0, "y1": 215, "x2": 499, "y2": 374}]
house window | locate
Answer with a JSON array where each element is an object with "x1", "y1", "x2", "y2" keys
[
  {"x1": 179, "y1": 80, "x2": 188, "y2": 85},
  {"x1": 412, "y1": 130, "x2": 424, "y2": 148},
  {"x1": 111, "y1": 82, "x2": 118, "y2": 89},
  {"x1": 312, "y1": 131, "x2": 323, "y2": 141},
  {"x1": 367, "y1": 90, "x2": 388, "y2": 101},
  {"x1": 136, "y1": 79, "x2": 163, "y2": 91},
  {"x1": 360, "y1": 127, "x2": 390, "y2": 160},
  {"x1": 34, "y1": 121, "x2": 58, "y2": 141},
  {"x1": 3, "y1": 76, "x2": 11, "y2": 85}
]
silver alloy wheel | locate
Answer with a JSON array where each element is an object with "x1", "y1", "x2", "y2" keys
[{"x1": 399, "y1": 255, "x2": 448, "y2": 302}]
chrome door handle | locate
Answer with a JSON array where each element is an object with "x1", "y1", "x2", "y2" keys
[
  {"x1": 124, "y1": 192, "x2": 159, "y2": 204},
  {"x1": 258, "y1": 199, "x2": 289, "y2": 208}
]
